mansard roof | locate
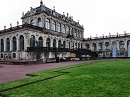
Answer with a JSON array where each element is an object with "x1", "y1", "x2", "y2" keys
[{"x1": 21, "y1": 3, "x2": 84, "y2": 29}]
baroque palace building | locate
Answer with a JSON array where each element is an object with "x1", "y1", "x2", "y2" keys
[
  {"x1": 85, "y1": 32, "x2": 130, "y2": 58},
  {"x1": 0, "y1": 1, "x2": 130, "y2": 61},
  {"x1": 0, "y1": 1, "x2": 86, "y2": 61}
]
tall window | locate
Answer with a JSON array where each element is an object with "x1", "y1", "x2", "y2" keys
[
  {"x1": 105, "y1": 42, "x2": 110, "y2": 49},
  {"x1": 53, "y1": 39, "x2": 56, "y2": 48},
  {"x1": 45, "y1": 18, "x2": 50, "y2": 29},
  {"x1": 30, "y1": 19, "x2": 34, "y2": 25},
  {"x1": 37, "y1": 18, "x2": 42, "y2": 27},
  {"x1": 46, "y1": 38, "x2": 50, "y2": 48},
  {"x1": 38, "y1": 37, "x2": 43, "y2": 47},
  {"x1": 13, "y1": 37, "x2": 17, "y2": 51},
  {"x1": 86, "y1": 44, "x2": 90, "y2": 50},
  {"x1": 19, "y1": 35, "x2": 24, "y2": 51},
  {"x1": 62, "y1": 25, "x2": 66, "y2": 33},
  {"x1": 66, "y1": 26, "x2": 70, "y2": 34},
  {"x1": 119, "y1": 41, "x2": 124, "y2": 49},
  {"x1": 78, "y1": 43, "x2": 80, "y2": 49},
  {"x1": 63, "y1": 41, "x2": 66, "y2": 48},
  {"x1": 57, "y1": 23, "x2": 61, "y2": 32},
  {"x1": 52, "y1": 20, "x2": 56, "y2": 31},
  {"x1": 74, "y1": 29, "x2": 77, "y2": 37},
  {"x1": 6, "y1": 38, "x2": 10, "y2": 51},
  {"x1": 30, "y1": 35, "x2": 35, "y2": 47},
  {"x1": 1, "y1": 39, "x2": 4, "y2": 52},
  {"x1": 92, "y1": 43, "x2": 97, "y2": 51},
  {"x1": 99, "y1": 42, "x2": 103, "y2": 49},
  {"x1": 58, "y1": 40, "x2": 61, "y2": 48},
  {"x1": 78, "y1": 30, "x2": 80, "y2": 37}
]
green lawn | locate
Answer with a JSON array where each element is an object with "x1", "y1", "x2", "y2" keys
[{"x1": 0, "y1": 59, "x2": 130, "y2": 97}]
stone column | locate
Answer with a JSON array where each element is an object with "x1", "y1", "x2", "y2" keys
[
  {"x1": 50, "y1": 38, "x2": 53, "y2": 47},
  {"x1": 10, "y1": 38, "x2": 13, "y2": 51},
  {"x1": 41, "y1": 16, "x2": 44, "y2": 28},
  {"x1": 50, "y1": 19, "x2": 52, "y2": 30},
  {"x1": 116, "y1": 41, "x2": 119, "y2": 50},
  {"x1": 24, "y1": 33, "x2": 30, "y2": 51},
  {"x1": 124, "y1": 40, "x2": 127, "y2": 51},
  {"x1": 4, "y1": 39, "x2": 6, "y2": 51},
  {"x1": 17, "y1": 37, "x2": 20, "y2": 51},
  {"x1": 56, "y1": 22, "x2": 58, "y2": 32},
  {"x1": 44, "y1": 38, "x2": 46, "y2": 47}
]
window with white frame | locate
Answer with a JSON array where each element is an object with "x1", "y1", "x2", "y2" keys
[
  {"x1": 45, "y1": 18, "x2": 50, "y2": 29},
  {"x1": 66, "y1": 26, "x2": 70, "y2": 34},
  {"x1": 52, "y1": 20, "x2": 56, "y2": 31},
  {"x1": 37, "y1": 18, "x2": 42, "y2": 27},
  {"x1": 62, "y1": 24, "x2": 66, "y2": 33},
  {"x1": 57, "y1": 23, "x2": 61, "y2": 32}
]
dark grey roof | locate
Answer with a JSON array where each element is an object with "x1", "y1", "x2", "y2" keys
[{"x1": 21, "y1": 4, "x2": 84, "y2": 29}]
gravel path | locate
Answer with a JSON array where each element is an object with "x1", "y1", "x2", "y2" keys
[{"x1": 0, "y1": 61, "x2": 90, "y2": 84}]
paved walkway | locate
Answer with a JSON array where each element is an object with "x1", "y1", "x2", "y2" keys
[{"x1": 0, "y1": 61, "x2": 90, "y2": 84}]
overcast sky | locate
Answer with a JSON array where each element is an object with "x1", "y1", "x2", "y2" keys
[{"x1": 1, "y1": 0, "x2": 130, "y2": 38}]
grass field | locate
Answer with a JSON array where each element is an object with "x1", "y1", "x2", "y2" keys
[{"x1": 0, "y1": 59, "x2": 130, "y2": 97}]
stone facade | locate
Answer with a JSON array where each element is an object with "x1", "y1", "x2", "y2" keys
[
  {"x1": 0, "y1": 1, "x2": 129, "y2": 61},
  {"x1": 84, "y1": 33, "x2": 130, "y2": 58},
  {"x1": 0, "y1": 1, "x2": 84, "y2": 61}
]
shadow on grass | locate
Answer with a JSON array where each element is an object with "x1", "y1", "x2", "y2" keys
[
  {"x1": 0, "y1": 62, "x2": 88, "y2": 97},
  {"x1": 0, "y1": 71, "x2": 70, "y2": 93}
]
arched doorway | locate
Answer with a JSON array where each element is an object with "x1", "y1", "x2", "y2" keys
[{"x1": 112, "y1": 41, "x2": 117, "y2": 57}]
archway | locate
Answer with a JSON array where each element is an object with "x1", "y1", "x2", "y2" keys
[{"x1": 112, "y1": 41, "x2": 117, "y2": 57}]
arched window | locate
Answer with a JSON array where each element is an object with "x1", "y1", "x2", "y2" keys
[
  {"x1": 30, "y1": 19, "x2": 34, "y2": 25},
  {"x1": 92, "y1": 43, "x2": 97, "y2": 51},
  {"x1": 37, "y1": 18, "x2": 42, "y2": 27},
  {"x1": 78, "y1": 43, "x2": 80, "y2": 49},
  {"x1": 53, "y1": 39, "x2": 56, "y2": 48},
  {"x1": 46, "y1": 38, "x2": 50, "y2": 48},
  {"x1": 58, "y1": 40, "x2": 61, "y2": 48},
  {"x1": 86, "y1": 44, "x2": 90, "y2": 50},
  {"x1": 119, "y1": 41, "x2": 124, "y2": 49},
  {"x1": 38, "y1": 37, "x2": 43, "y2": 47},
  {"x1": 66, "y1": 26, "x2": 70, "y2": 34},
  {"x1": 57, "y1": 23, "x2": 61, "y2": 32},
  {"x1": 63, "y1": 41, "x2": 66, "y2": 48},
  {"x1": 19, "y1": 35, "x2": 24, "y2": 51},
  {"x1": 45, "y1": 18, "x2": 50, "y2": 29},
  {"x1": 13, "y1": 37, "x2": 17, "y2": 51},
  {"x1": 1, "y1": 54, "x2": 3, "y2": 58},
  {"x1": 52, "y1": 20, "x2": 56, "y2": 31},
  {"x1": 99, "y1": 42, "x2": 103, "y2": 49},
  {"x1": 6, "y1": 38, "x2": 10, "y2": 51},
  {"x1": 74, "y1": 29, "x2": 77, "y2": 37},
  {"x1": 1, "y1": 39, "x2": 4, "y2": 52},
  {"x1": 78, "y1": 30, "x2": 80, "y2": 37},
  {"x1": 12, "y1": 53, "x2": 16, "y2": 58},
  {"x1": 62, "y1": 25, "x2": 66, "y2": 33},
  {"x1": 30, "y1": 35, "x2": 35, "y2": 47},
  {"x1": 105, "y1": 42, "x2": 110, "y2": 49}
]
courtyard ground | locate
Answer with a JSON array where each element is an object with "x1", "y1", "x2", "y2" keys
[{"x1": 0, "y1": 61, "x2": 90, "y2": 84}]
